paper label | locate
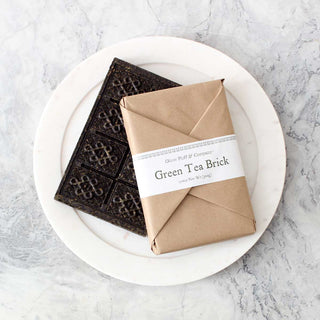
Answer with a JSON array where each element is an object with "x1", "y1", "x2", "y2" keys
[{"x1": 132, "y1": 134, "x2": 245, "y2": 198}]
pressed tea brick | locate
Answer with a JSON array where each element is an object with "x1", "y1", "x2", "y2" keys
[{"x1": 55, "y1": 58, "x2": 179, "y2": 235}]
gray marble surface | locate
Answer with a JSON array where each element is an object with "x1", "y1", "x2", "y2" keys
[{"x1": 1, "y1": 0, "x2": 319, "y2": 319}]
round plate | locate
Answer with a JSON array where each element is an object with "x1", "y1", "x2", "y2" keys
[{"x1": 33, "y1": 36, "x2": 285, "y2": 286}]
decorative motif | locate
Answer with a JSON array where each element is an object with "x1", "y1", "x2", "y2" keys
[
  {"x1": 84, "y1": 141, "x2": 118, "y2": 166},
  {"x1": 113, "y1": 193, "x2": 142, "y2": 217},
  {"x1": 112, "y1": 77, "x2": 141, "y2": 96},
  {"x1": 126, "y1": 158, "x2": 134, "y2": 170},
  {"x1": 69, "y1": 175, "x2": 103, "y2": 200},
  {"x1": 98, "y1": 108, "x2": 123, "y2": 133}
]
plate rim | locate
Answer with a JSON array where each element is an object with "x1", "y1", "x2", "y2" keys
[{"x1": 33, "y1": 36, "x2": 286, "y2": 286}]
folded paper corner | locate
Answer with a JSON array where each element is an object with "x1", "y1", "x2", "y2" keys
[
  {"x1": 151, "y1": 240, "x2": 161, "y2": 255},
  {"x1": 252, "y1": 219, "x2": 257, "y2": 232},
  {"x1": 119, "y1": 96, "x2": 126, "y2": 109}
]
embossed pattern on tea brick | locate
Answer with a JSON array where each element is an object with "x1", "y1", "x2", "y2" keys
[{"x1": 55, "y1": 58, "x2": 179, "y2": 235}]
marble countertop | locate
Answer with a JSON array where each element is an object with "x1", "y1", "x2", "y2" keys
[{"x1": 1, "y1": 0, "x2": 319, "y2": 319}]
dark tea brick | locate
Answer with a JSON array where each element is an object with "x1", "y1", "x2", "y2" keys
[{"x1": 55, "y1": 58, "x2": 179, "y2": 235}]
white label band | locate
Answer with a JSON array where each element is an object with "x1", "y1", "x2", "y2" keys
[{"x1": 132, "y1": 134, "x2": 245, "y2": 198}]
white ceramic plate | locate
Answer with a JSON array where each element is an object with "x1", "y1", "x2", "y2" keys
[{"x1": 33, "y1": 36, "x2": 285, "y2": 286}]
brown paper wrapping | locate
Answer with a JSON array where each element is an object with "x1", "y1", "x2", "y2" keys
[{"x1": 120, "y1": 80, "x2": 256, "y2": 254}]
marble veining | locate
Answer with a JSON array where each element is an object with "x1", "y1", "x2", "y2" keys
[{"x1": 0, "y1": 0, "x2": 319, "y2": 319}]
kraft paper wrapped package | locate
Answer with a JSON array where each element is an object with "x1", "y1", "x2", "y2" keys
[{"x1": 120, "y1": 79, "x2": 256, "y2": 254}]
